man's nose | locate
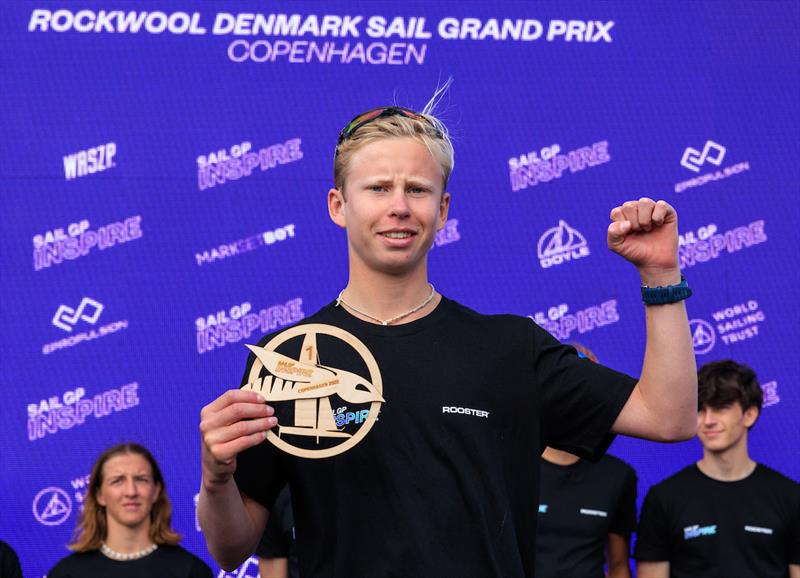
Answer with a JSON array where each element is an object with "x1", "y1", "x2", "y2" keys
[{"x1": 388, "y1": 188, "x2": 411, "y2": 217}]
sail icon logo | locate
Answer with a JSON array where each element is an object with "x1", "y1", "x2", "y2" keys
[
  {"x1": 242, "y1": 323, "x2": 384, "y2": 459},
  {"x1": 537, "y1": 220, "x2": 591, "y2": 268},
  {"x1": 689, "y1": 319, "x2": 716, "y2": 355},
  {"x1": 33, "y1": 487, "x2": 72, "y2": 526}
]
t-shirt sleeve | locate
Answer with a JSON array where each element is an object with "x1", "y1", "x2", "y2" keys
[
  {"x1": 233, "y1": 340, "x2": 288, "y2": 510},
  {"x1": 609, "y1": 463, "x2": 638, "y2": 537},
  {"x1": 256, "y1": 489, "x2": 292, "y2": 559},
  {"x1": 634, "y1": 486, "x2": 672, "y2": 561},
  {"x1": 535, "y1": 325, "x2": 637, "y2": 460}
]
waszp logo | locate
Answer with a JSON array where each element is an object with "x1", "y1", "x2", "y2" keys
[
  {"x1": 681, "y1": 141, "x2": 726, "y2": 173},
  {"x1": 538, "y1": 220, "x2": 590, "y2": 268},
  {"x1": 684, "y1": 524, "x2": 717, "y2": 540},
  {"x1": 689, "y1": 319, "x2": 716, "y2": 355},
  {"x1": 52, "y1": 298, "x2": 104, "y2": 331},
  {"x1": 33, "y1": 487, "x2": 72, "y2": 526}
]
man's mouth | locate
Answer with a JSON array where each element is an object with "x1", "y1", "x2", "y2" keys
[{"x1": 381, "y1": 231, "x2": 414, "y2": 239}]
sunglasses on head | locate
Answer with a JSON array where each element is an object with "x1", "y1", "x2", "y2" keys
[{"x1": 334, "y1": 106, "x2": 443, "y2": 157}]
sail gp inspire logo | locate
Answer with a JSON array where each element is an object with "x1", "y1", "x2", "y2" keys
[{"x1": 537, "y1": 220, "x2": 590, "y2": 268}]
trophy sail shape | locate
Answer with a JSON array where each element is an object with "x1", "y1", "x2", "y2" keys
[{"x1": 276, "y1": 330, "x2": 350, "y2": 442}]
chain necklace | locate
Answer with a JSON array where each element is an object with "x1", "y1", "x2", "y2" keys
[
  {"x1": 335, "y1": 284, "x2": 436, "y2": 326},
  {"x1": 100, "y1": 542, "x2": 158, "y2": 561}
]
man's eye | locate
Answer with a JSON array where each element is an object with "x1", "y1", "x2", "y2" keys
[{"x1": 370, "y1": 185, "x2": 385, "y2": 192}]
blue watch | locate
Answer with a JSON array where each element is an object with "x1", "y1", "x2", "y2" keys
[{"x1": 641, "y1": 276, "x2": 692, "y2": 305}]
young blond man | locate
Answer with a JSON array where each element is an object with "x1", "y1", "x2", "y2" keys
[{"x1": 198, "y1": 102, "x2": 697, "y2": 576}]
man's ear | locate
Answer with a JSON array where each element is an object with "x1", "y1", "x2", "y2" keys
[
  {"x1": 437, "y1": 191, "x2": 451, "y2": 231},
  {"x1": 743, "y1": 405, "x2": 759, "y2": 428},
  {"x1": 328, "y1": 187, "x2": 347, "y2": 229}
]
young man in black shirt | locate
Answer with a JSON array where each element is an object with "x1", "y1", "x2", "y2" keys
[
  {"x1": 256, "y1": 486, "x2": 298, "y2": 578},
  {"x1": 198, "y1": 100, "x2": 698, "y2": 577},
  {"x1": 537, "y1": 345, "x2": 637, "y2": 578},
  {"x1": 635, "y1": 360, "x2": 800, "y2": 578}
]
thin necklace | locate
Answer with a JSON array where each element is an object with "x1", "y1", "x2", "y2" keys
[
  {"x1": 100, "y1": 542, "x2": 158, "y2": 561},
  {"x1": 335, "y1": 284, "x2": 436, "y2": 326}
]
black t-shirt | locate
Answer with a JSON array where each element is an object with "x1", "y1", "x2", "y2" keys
[
  {"x1": 635, "y1": 463, "x2": 800, "y2": 578},
  {"x1": 234, "y1": 297, "x2": 636, "y2": 577},
  {"x1": 256, "y1": 485, "x2": 299, "y2": 578},
  {"x1": 48, "y1": 544, "x2": 213, "y2": 578},
  {"x1": 536, "y1": 454, "x2": 637, "y2": 578},
  {"x1": 0, "y1": 540, "x2": 23, "y2": 578}
]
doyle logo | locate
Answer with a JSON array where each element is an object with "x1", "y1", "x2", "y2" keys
[
  {"x1": 537, "y1": 220, "x2": 590, "y2": 268},
  {"x1": 510, "y1": 141, "x2": 610, "y2": 192},
  {"x1": 242, "y1": 324, "x2": 384, "y2": 459},
  {"x1": 689, "y1": 319, "x2": 716, "y2": 355},
  {"x1": 33, "y1": 487, "x2": 72, "y2": 526},
  {"x1": 63, "y1": 142, "x2": 116, "y2": 180},
  {"x1": 675, "y1": 141, "x2": 750, "y2": 193},
  {"x1": 33, "y1": 215, "x2": 143, "y2": 271},
  {"x1": 530, "y1": 300, "x2": 619, "y2": 341},
  {"x1": 678, "y1": 220, "x2": 766, "y2": 269},
  {"x1": 196, "y1": 298, "x2": 304, "y2": 354},
  {"x1": 684, "y1": 524, "x2": 717, "y2": 540},
  {"x1": 195, "y1": 223, "x2": 295, "y2": 266},
  {"x1": 681, "y1": 141, "x2": 726, "y2": 173},
  {"x1": 52, "y1": 297, "x2": 103, "y2": 331},
  {"x1": 27, "y1": 383, "x2": 140, "y2": 441},
  {"x1": 197, "y1": 138, "x2": 302, "y2": 190}
]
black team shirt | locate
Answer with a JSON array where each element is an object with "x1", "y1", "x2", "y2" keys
[
  {"x1": 234, "y1": 297, "x2": 637, "y2": 577},
  {"x1": 635, "y1": 463, "x2": 800, "y2": 578},
  {"x1": 536, "y1": 454, "x2": 637, "y2": 578}
]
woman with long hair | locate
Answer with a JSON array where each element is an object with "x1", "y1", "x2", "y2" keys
[{"x1": 49, "y1": 442, "x2": 212, "y2": 577}]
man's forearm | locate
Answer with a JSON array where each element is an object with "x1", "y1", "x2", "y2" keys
[
  {"x1": 637, "y1": 269, "x2": 697, "y2": 440},
  {"x1": 198, "y1": 477, "x2": 264, "y2": 571}
]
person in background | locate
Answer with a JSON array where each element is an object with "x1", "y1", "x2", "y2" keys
[
  {"x1": 256, "y1": 485, "x2": 298, "y2": 578},
  {"x1": 536, "y1": 343, "x2": 637, "y2": 578},
  {"x1": 0, "y1": 539, "x2": 23, "y2": 578},
  {"x1": 49, "y1": 442, "x2": 213, "y2": 578},
  {"x1": 635, "y1": 360, "x2": 800, "y2": 578}
]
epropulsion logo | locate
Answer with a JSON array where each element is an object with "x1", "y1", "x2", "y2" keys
[
  {"x1": 52, "y1": 297, "x2": 103, "y2": 331},
  {"x1": 684, "y1": 524, "x2": 717, "y2": 540},
  {"x1": 197, "y1": 139, "x2": 302, "y2": 190},
  {"x1": 27, "y1": 383, "x2": 140, "y2": 441},
  {"x1": 678, "y1": 221, "x2": 766, "y2": 269},
  {"x1": 510, "y1": 141, "x2": 610, "y2": 192},
  {"x1": 680, "y1": 141, "x2": 726, "y2": 173},
  {"x1": 675, "y1": 141, "x2": 750, "y2": 193},
  {"x1": 43, "y1": 300, "x2": 128, "y2": 355},
  {"x1": 33, "y1": 215, "x2": 143, "y2": 271},
  {"x1": 537, "y1": 220, "x2": 590, "y2": 268},
  {"x1": 33, "y1": 487, "x2": 72, "y2": 526},
  {"x1": 63, "y1": 142, "x2": 116, "y2": 180},
  {"x1": 195, "y1": 224, "x2": 295, "y2": 266},
  {"x1": 196, "y1": 298, "x2": 304, "y2": 354},
  {"x1": 530, "y1": 300, "x2": 619, "y2": 341}
]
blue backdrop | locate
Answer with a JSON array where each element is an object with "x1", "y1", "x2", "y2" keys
[{"x1": 3, "y1": 2, "x2": 798, "y2": 576}]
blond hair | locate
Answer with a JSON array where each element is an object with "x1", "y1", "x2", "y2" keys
[
  {"x1": 334, "y1": 82, "x2": 455, "y2": 192},
  {"x1": 69, "y1": 443, "x2": 180, "y2": 552}
]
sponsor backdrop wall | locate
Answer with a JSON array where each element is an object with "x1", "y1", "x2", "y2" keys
[{"x1": 3, "y1": 1, "x2": 798, "y2": 576}]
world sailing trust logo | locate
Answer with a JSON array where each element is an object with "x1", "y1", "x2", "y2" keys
[
  {"x1": 537, "y1": 220, "x2": 590, "y2": 268},
  {"x1": 241, "y1": 324, "x2": 384, "y2": 459},
  {"x1": 33, "y1": 487, "x2": 72, "y2": 526}
]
